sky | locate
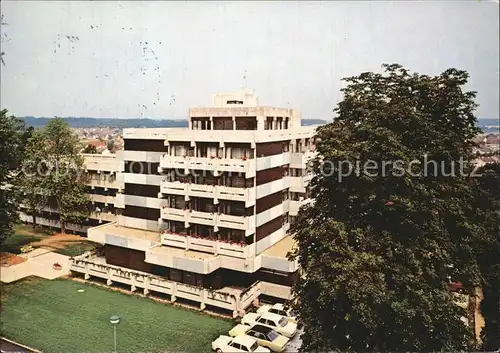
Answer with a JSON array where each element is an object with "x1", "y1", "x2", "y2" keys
[{"x1": 0, "y1": 1, "x2": 498, "y2": 120}]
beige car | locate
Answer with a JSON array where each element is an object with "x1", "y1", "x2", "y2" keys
[{"x1": 229, "y1": 324, "x2": 289, "y2": 352}]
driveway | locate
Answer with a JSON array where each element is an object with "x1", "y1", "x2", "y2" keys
[{"x1": 285, "y1": 328, "x2": 303, "y2": 352}]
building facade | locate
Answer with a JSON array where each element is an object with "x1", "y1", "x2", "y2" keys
[
  {"x1": 19, "y1": 153, "x2": 122, "y2": 233},
  {"x1": 25, "y1": 90, "x2": 318, "y2": 316}
]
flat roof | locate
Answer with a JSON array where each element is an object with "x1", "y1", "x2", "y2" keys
[
  {"x1": 262, "y1": 236, "x2": 297, "y2": 258},
  {"x1": 149, "y1": 244, "x2": 217, "y2": 261},
  {"x1": 91, "y1": 222, "x2": 161, "y2": 243}
]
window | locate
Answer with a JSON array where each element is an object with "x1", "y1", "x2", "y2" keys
[
  {"x1": 249, "y1": 342, "x2": 259, "y2": 352},
  {"x1": 229, "y1": 342, "x2": 241, "y2": 349},
  {"x1": 267, "y1": 330, "x2": 279, "y2": 341},
  {"x1": 241, "y1": 344, "x2": 250, "y2": 352},
  {"x1": 170, "y1": 269, "x2": 182, "y2": 282},
  {"x1": 278, "y1": 317, "x2": 288, "y2": 327},
  {"x1": 266, "y1": 319, "x2": 276, "y2": 327}
]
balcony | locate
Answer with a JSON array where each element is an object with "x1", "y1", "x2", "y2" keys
[
  {"x1": 89, "y1": 194, "x2": 116, "y2": 205},
  {"x1": 70, "y1": 252, "x2": 261, "y2": 317},
  {"x1": 261, "y1": 236, "x2": 299, "y2": 273},
  {"x1": 288, "y1": 176, "x2": 311, "y2": 193},
  {"x1": 289, "y1": 198, "x2": 312, "y2": 216},
  {"x1": 160, "y1": 155, "x2": 256, "y2": 177},
  {"x1": 83, "y1": 154, "x2": 118, "y2": 172},
  {"x1": 289, "y1": 151, "x2": 317, "y2": 169},
  {"x1": 89, "y1": 212, "x2": 117, "y2": 223},
  {"x1": 18, "y1": 212, "x2": 88, "y2": 233},
  {"x1": 161, "y1": 233, "x2": 255, "y2": 259},
  {"x1": 145, "y1": 245, "x2": 221, "y2": 274},
  {"x1": 85, "y1": 177, "x2": 122, "y2": 191},
  {"x1": 160, "y1": 208, "x2": 255, "y2": 234},
  {"x1": 160, "y1": 181, "x2": 255, "y2": 207},
  {"x1": 87, "y1": 222, "x2": 161, "y2": 251}
]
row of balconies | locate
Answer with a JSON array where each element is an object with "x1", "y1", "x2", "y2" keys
[
  {"x1": 160, "y1": 207, "x2": 256, "y2": 235},
  {"x1": 89, "y1": 194, "x2": 116, "y2": 205},
  {"x1": 83, "y1": 153, "x2": 120, "y2": 173},
  {"x1": 161, "y1": 233, "x2": 255, "y2": 259},
  {"x1": 70, "y1": 252, "x2": 261, "y2": 317},
  {"x1": 159, "y1": 155, "x2": 256, "y2": 177},
  {"x1": 159, "y1": 181, "x2": 255, "y2": 207},
  {"x1": 87, "y1": 220, "x2": 296, "y2": 275}
]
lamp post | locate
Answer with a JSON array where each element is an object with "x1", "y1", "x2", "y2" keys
[{"x1": 109, "y1": 315, "x2": 120, "y2": 353}]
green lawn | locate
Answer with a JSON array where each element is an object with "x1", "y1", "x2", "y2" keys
[
  {"x1": 52, "y1": 242, "x2": 98, "y2": 257},
  {"x1": 1, "y1": 278, "x2": 233, "y2": 352},
  {"x1": 1, "y1": 225, "x2": 98, "y2": 257},
  {"x1": 0, "y1": 228, "x2": 46, "y2": 254}
]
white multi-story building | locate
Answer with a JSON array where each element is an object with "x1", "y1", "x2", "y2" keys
[
  {"x1": 34, "y1": 89, "x2": 317, "y2": 317},
  {"x1": 19, "y1": 153, "x2": 122, "y2": 233}
]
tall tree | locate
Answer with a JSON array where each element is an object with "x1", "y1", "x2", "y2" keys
[
  {"x1": 473, "y1": 163, "x2": 500, "y2": 350},
  {"x1": 32, "y1": 118, "x2": 90, "y2": 234},
  {"x1": 82, "y1": 143, "x2": 97, "y2": 154},
  {"x1": 0, "y1": 109, "x2": 27, "y2": 244},
  {"x1": 18, "y1": 131, "x2": 48, "y2": 228},
  {"x1": 290, "y1": 64, "x2": 483, "y2": 351}
]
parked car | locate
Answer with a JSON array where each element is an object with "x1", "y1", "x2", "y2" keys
[
  {"x1": 241, "y1": 312, "x2": 297, "y2": 338},
  {"x1": 229, "y1": 324, "x2": 289, "y2": 352},
  {"x1": 212, "y1": 334, "x2": 270, "y2": 353},
  {"x1": 257, "y1": 303, "x2": 297, "y2": 324}
]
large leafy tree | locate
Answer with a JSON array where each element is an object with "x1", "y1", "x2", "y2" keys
[
  {"x1": 27, "y1": 118, "x2": 90, "y2": 234},
  {"x1": 290, "y1": 64, "x2": 484, "y2": 351},
  {"x1": 0, "y1": 109, "x2": 29, "y2": 244},
  {"x1": 18, "y1": 131, "x2": 48, "y2": 228},
  {"x1": 473, "y1": 163, "x2": 500, "y2": 350}
]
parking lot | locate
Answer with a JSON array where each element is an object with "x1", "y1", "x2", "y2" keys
[{"x1": 284, "y1": 328, "x2": 303, "y2": 352}]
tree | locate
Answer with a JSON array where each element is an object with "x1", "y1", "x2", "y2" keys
[
  {"x1": 107, "y1": 139, "x2": 115, "y2": 152},
  {"x1": 290, "y1": 64, "x2": 483, "y2": 351},
  {"x1": 83, "y1": 144, "x2": 97, "y2": 154},
  {"x1": 0, "y1": 109, "x2": 27, "y2": 244},
  {"x1": 18, "y1": 131, "x2": 48, "y2": 228},
  {"x1": 473, "y1": 163, "x2": 500, "y2": 350},
  {"x1": 32, "y1": 118, "x2": 90, "y2": 234}
]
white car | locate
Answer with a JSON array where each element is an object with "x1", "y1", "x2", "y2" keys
[
  {"x1": 257, "y1": 303, "x2": 297, "y2": 324},
  {"x1": 241, "y1": 312, "x2": 297, "y2": 338},
  {"x1": 212, "y1": 334, "x2": 270, "y2": 353}
]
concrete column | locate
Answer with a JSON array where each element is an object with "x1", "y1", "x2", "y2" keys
[
  {"x1": 209, "y1": 117, "x2": 213, "y2": 130},
  {"x1": 256, "y1": 116, "x2": 265, "y2": 131},
  {"x1": 171, "y1": 281, "x2": 177, "y2": 302},
  {"x1": 106, "y1": 268, "x2": 112, "y2": 286},
  {"x1": 143, "y1": 277, "x2": 150, "y2": 295},
  {"x1": 232, "y1": 117, "x2": 236, "y2": 130},
  {"x1": 131, "y1": 274, "x2": 137, "y2": 292},
  {"x1": 188, "y1": 119, "x2": 193, "y2": 130},
  {"x1": 200, "y1": 289, "x2": 208, "y2": 310},
  {"x1": 84, "y1": 263, "x2": 90, "y2": 280}
]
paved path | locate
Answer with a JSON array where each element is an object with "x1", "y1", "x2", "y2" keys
[
  {"x1": 0, "y1": 337, "x2": 41, "y2": 353},
  {"x1": 0, "y1": 250, "x2": 71, "y2": 283},
  {"x1": 285, "y1": 328, "x2": 303, "y2": 352}
]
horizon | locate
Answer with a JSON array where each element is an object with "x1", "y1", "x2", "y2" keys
[{"x1": 1, "y1": 1, "x2": 498, "y2": 119}]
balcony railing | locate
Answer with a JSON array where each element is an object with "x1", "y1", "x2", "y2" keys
[
  {"x1": 160, "y1": 155, "x2": 256, "y2": 177},
  {"x1": 160, "y1": 181, "x2": 254, "y2": 206},
  {"x1": 70, "y1": 252, "x2": 261, "y2": 317},
  {"x1": 89, "y1": 194, "x2": 116, "y2": 205},
  {"x1": 83, "y1": 154, "x2": 118, "y2": 172},
  {"x1": 161, "y1": 233, "x2": 255, "y2": 259},
  {"x1": 160, "y1": 207, "x2": 254, "y2": 233}
]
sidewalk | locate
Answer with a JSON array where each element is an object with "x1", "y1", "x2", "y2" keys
[{"x1": 1, "y1": 249, "x2": 71, "y2": 283}]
